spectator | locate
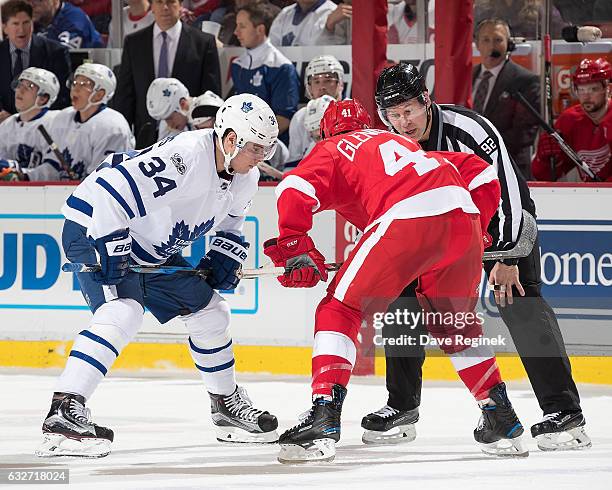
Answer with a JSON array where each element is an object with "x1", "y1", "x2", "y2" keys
[
  {"x1": 180, "y1": 0, "x2": 221, "y2": 25},
  {"x1": 287, "y1": 54, "x2": 343, "y2": 164},
  {"x1": 0, "y1": 0, "x2": 71, "y2": 122},
  {"x1": 387, "y1": 0, "x2": 434, "y2": 44},
  {"x1": 30, "y1": 0, "x2": 104, "y2": 48},
  {"x1": 473, "y1": 18, "x2": 540, "y2": 179},
  {"x1": 533, "y1": 58, "x2": 612, "y2": 182},
  {"x1": 36, "y1": 63, "x2": 133, "y2": 181},
  {"x1": 107, "y1": 0, "x2": 154, "y2": 48},
  {"x1": 146, "y1": 77, "x2": 223, "y2": 139},
  {"x1": 269, "y1": 0, "x2": 350, "y2": 46},
  {"x1": 113, "y1": 0, "x2": 221, "y2": 148},
  {"x1": 231, "y1": 1, "x2": 299, "y2": 138},
  {"x1": 68, "y1": 0, "x2": 112, "y2": 36},
  {"x1": 0, "y1": 67, "x2": 60, "y2": 181}
]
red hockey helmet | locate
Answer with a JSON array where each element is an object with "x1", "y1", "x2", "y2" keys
[
  {"x1": 572, "y1": 57, "x2": 612, "y2": 86},
  {"x1": 320, "y1": 98, "x2": 372, "y2": 139}
]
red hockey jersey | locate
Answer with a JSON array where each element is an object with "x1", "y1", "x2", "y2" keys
[
  {"x1": 275, "y1": 129, "x2": 500, "y2": 238},
  {"x1": 532, "y1": 101, "x2": 612, "y2": 182}
]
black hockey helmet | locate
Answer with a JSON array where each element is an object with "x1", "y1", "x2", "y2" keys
[{"x1": 375, "y1": 62, "x2": 427, "y2": 111}]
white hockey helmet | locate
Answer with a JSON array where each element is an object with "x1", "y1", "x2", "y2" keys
[
  {"x1": 213, "y1": 94, "x2": 278, "y2": 174},
  {"x1": 74, "y1": 63, "x2": 116, "y2": 104},
  {"x1": 304, "y1": 55, "x2": 344, "y2": 99},
  {"x1": 304, "y1": 94, "x2": 335, "y2": 133},
  {"x1": 188, "y1": 90, "x2": 224, "y2": 126},
  {"x1": 146, "y1": 78, "x2": 190, "y2": 120},
  {"x1": 15, "y1": 67, "x2": 60, "y2": 110}
]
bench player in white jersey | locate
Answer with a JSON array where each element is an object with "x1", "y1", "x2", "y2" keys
[
  {"x1": 0, "y1": 68, "x2": 59, "y2": 181},
  {"x1": 40, "y1": 63, "x2": 134, "y2": 181},
  {"x1": 287, "y1": 55, "x2": 344, "y2": 166},
  {"x1": 146, "y1": 77, "x2": 224, "y2": 141},
  {"x1": 36, "y1": 94, "x2": 280, "y2": 458}
]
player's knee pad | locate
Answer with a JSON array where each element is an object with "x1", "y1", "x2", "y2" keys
[
  {"x1": 69, "y1": 298, "x2": 144, "y2": 376},
  {"x1": 315, "y1": 294, "x2": 361, "y2": 343},
  {"x1": 182, "y1": 293, "x2": 231, "y2": 348}
]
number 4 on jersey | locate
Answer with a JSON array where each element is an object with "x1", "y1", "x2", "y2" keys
[{"x1": 379, "y1": 140, "x2": 440, "y2": 177}]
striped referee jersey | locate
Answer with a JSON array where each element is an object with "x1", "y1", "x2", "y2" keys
[{"x1": 421, "y1": 103, "x2": 536, "y2": 251}]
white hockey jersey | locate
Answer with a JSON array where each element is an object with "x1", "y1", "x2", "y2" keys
[
  {"x1": 107, "y1": 6, "x2": 154, "y2": 48},
  {"x1": 61, "y1": 130, "x2": 260, "y2": 265},
  {"x1": 287, "y1": 107, "x2": 311, "y2": 164},
  {"x1": 269, "y1": 0, "x2": 347, "y2": 47},
  {"x1": 38, "y1": 105, "x2": 134, "y2": 181},
  {"x1": 0, "y1": 109, "x2": 58, "y2": 171}
]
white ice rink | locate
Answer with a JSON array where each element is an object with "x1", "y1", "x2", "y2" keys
[{"x1": 1, "y1": 372, "x2": 611, "y2": 489}]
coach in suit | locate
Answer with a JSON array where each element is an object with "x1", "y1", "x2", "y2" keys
[
  {"x1": 113, "y1": 0, "x2": 222, "y2": 148},
  {"x1": 0, "y1": 0, "x2": 71, "y2": 122},
  {"x1": 472, "y1": 18, "x2": 540, "y2": 179}
]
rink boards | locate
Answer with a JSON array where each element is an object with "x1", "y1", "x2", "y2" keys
[{"x1": 0, "y1": 183, "x2": 611, "y2": 382}]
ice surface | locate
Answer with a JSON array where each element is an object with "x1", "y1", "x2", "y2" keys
[{"x1": 1, "y1": 373, "x2": 611, "y2": 489}]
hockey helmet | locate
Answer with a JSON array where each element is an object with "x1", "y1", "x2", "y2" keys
[
  {"x1": 13, "y1": 67, "x2": 60, "y2": 109},
  {"x1": 375, "y1": 62, "x2": 428, "y2": 126},
  {"x1": 73, "y1": 63, "x2": 117, "y2": 104},
  {"x1": 214, "y1": 94, "x2": 278, "y2": 173},
  {"x1": 146, "y1": 78, "x2": 190, "y2": 120},
  {"x1": 188, "y1": 90, "x2": 224, "y2": 126},
  {"x1": 320, "y1": 98, "x2": 372, "y2": 139},
  {"x1": 305, "y1": 55, "x2": 344, "y2": 99},
  {"x1": 304, "y1": 94, "x2": 335, "y2": 133},
  {"x1": 572, "y1": 58, "x2": 612, "y2": 86}
]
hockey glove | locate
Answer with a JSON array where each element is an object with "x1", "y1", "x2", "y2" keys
[
  {"x1": 92, "y1": 228, "x2": 132, "y2": 285},
  {"x1": 538, "y1": 132, "x2": 564, "y2": 162},
  {"x1": 264, "y1": 235, "x2": 328, "y2": 288},
  {"x1": 198, "y1": 232, "x2": 249, "y2": 290},
  {"x1": 0, "y1": 159, "x2": 23, "y2": 181}
]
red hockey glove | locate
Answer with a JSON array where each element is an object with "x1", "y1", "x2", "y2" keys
[
  {"x1": 538, "y1": 132, "x2": 564, "y2": 161},
  {"x1": 264, "y1": 235, "x2": 328, "y2": 288}
]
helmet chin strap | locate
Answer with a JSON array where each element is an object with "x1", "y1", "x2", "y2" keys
[{"x1": 217, "y1": 133, "x2": 239, "y2": 175}]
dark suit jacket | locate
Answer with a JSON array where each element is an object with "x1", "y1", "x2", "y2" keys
[
  {"x1": 472, "y1": 59, "x2": 540, "y2": 179},
  {"x1": 0, "y1": 34, "x2": 71, "y2": 114},
  {"x1": 113, "y1": 22, "x2": 222, "y2": 149}
]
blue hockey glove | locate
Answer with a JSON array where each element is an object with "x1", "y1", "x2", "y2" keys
[
  {"x1": 92, "y1": 228, "x2": 132, "y2": 285},
  {"x1": 198, "y1": 232, "x2": 249, "y2": 290}
]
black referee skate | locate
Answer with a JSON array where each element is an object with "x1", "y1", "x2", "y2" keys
[
  {"x1": 361, "y1": 405, "x2": 419, "y2": 444},
  {"x1": 531, "y1": 411, "x2": 591, "y2": 451},
  {"x1": 278, "y1": 384, "x2": 347, "y2": 464},
  {"x1": 209, "y1": 386, "x2": 278, "y2": 443},
  {"x1": 36, "y1": 393, "x2": 113, "y2": 458},
  {"x1": 474, "y1": 383, "x2": 529, "y2": 457}
]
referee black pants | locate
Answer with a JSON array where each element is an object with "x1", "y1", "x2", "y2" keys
[{"x1": 383, "y1": 236, "x2": 582, "y2": 415}]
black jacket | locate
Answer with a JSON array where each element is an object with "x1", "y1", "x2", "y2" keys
[
  {"x1": 0, "y1": 34, "x2": 71, "y2": 114},
  {"x1": 113, "y1": 22, "x2": 222, "y2": 149}
]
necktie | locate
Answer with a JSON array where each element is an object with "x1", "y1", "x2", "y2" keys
[
  {"x1": 158, "y1": 31, "x2": 169, "y2": 78},
  {"x1": 14, "y1": 49, "x2": 24, "y2": 78},
  {"x1": 473, "y1": 70, "x2": 493, "y2": 114}
]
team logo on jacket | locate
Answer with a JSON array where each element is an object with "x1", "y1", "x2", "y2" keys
[
  {"x1": 153, "y1": 219, "x2": 215, "y2": 258},
  {"x1": 241, "y1": 102, "x2": 253, "y2": 113},
  {"x1": 171, "y1": 153, "x2": 186, "y2": 174},
  {"x1": 251, "y1": 71, "x2": 263, "y2": 88}
]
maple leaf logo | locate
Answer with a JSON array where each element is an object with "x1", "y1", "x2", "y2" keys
[{"x1": 152, "y1": 218, "x2": 215, "y2": 258}]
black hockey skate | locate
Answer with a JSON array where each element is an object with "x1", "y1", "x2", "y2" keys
[
  {"x1": 531, "y1": 410, "x2": 591, "y2": 451},
  {"x1": 278, "y1": 384, "x2": 347, "y2": 464},
  {"x1": 361, "y1": 405, "x2": 419, "y2": 444},
  {"x1": 36, "y1": 393, "x2": 113, "y2": 458},
  {"x1": 209, "y1": 386, "x2": 278, "y2": 443},
  {"x1": 474, "y1": 383, "x2": 529, "y2": 457}
]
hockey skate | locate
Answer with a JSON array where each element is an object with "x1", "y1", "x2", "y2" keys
[
  {"x1": 278, "y1": 384, "x2": 347, "y2": 464},
  {"x1": 531, "y1": 411, "x2": 591, "y2": 451},
  {"x1": 361, "y1": 405, "x2": 418, "y2": 444},
  {"x1": 35, "y1": 394, "x2": 113, "y2": 458},
  {"x1": 209, "y1": 386, "x2": 278, "y2": 443},
  {"x1": 474, "y1": 383, "x2": 529, "y2": 458}
]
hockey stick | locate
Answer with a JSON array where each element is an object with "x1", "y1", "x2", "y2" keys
[
  {"x1": 37, "y1": 124, "x2": 79, "y2": 181},
  {"x1": 482, "y1": 210, "x2": 537, "y2": 261},
  {"x1": 61, "y1": 262, "x2": 343, "y2": 279},
  {"x1": 543, "y1": 33, "x2": 556, "y2": 181},
  {"x1": 257, "y1": 161, "x2": 284, "y2": 180},
  {"x1": 511, "y1": 91, "x2": 600, "y2": 181}
]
